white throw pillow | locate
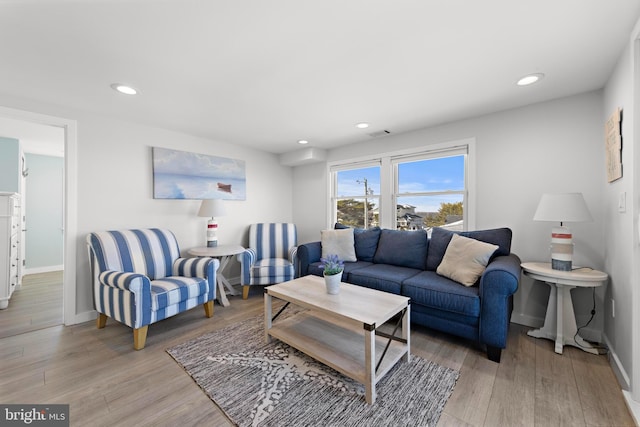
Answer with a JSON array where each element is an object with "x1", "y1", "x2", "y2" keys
[
  {"x1": 436, "y1": 234, "x2": 499, "y2": 286},
  {"x1": 321, "y1": 228, "x2": 357, "y2": 262}
]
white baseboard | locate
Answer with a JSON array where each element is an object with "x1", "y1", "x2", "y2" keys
[
  {"x1": 510, "y1": 312, "x2": 540, "y2": 328},
  {"x1": 623, "y1": 391, "x2": 640, "y2": 426},
  {"x1": 603, "y1": 333, "x2": 631, "y2": 390},
  {"x1": 67, "y1": 310, "x2": 95, "y2": 326},
  {"x1": 24, "y1": 265, "x2": 64, "y2": 275}
]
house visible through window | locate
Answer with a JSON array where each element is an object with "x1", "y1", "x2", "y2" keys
[{"x1": 330, "y1": 143, "x2": 470, "y2": 233}]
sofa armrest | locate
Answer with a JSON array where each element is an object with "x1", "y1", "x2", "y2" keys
[
  {"x1": 296, "y1": 241, "x2": 322, "y2": 277},
  {"x1": 173, "y1": 257, "x2": 219, "y2": 301},
  {"x1": 173, "y1": 257, "x2": 219, "y2": 278},
  {"x1": 237, "y1": 248, "x2": 256, "y2": 285},
  {"x1": 99, "y1": 270, "x2": 151, "y2": 293},
  {"x1": 478, "y1": 253, "x2": 521, "y2": 349},
  {"x1": 97, "y1": 270, "x2": 152, "y2": 329}
]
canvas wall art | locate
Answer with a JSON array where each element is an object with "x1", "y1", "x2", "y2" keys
[
  {"x1": 605, "y1": 108, "x2": 622, "y2": 183},
  {"x1": 152, "y1": 147, "x2": 246, "y2": 200}
]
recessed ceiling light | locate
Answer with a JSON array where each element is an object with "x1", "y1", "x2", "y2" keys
[
  {"x1": 111, "y1": 83, "x2": 138, "y2": 95},
  {"x1": 297, "y1": 140, "x2": 309, "y2": 145},
  {"x1": 517, "y1": 73, "x2": 544, "y2": 86},
  {"x1": 356, "y1": 122, "x2": 370, "y2": 129}
]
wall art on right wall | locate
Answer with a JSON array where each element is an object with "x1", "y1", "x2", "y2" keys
[{"x1": 605, "y1": 107, "x2": 622, "y2": 183}]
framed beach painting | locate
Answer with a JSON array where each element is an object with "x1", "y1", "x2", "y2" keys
[{"x1": 152, "y1": 147, "x2": 246, "y2": 200}]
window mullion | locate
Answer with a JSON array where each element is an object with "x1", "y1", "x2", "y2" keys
[{"x1": 379, "y1": 156, "x2": 394, "y2": 229}]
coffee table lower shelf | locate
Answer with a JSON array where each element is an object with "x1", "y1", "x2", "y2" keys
[{"x1": 266, "y1": 311, "x2": 409, "y2": 403}]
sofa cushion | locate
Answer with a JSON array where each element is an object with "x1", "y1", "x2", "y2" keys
[
  {"x1": 335, "y1": 223, "x2": 382, "y2": 262},
  {"x1": 436, "y1": 234, "x2": 499, "y2": 286},
  {"x1": 402, "y1": 271, "x2": 481, "y2": 317},
  {"x1": 150, "y1": 276, "x2": 209, "y2": 310},
  {"x1": 354, "y1": 227, "x2": 382, "y2": 262},
  {"x1": 251, "y1": 258, "x2": 295, "y2": 285},
  {"x1": 348, "y1": 264, "x2": 421, "y2": 294},
  {"x1": 373, "y1": 229, "x2": 428, "y2": 270},
  {"x1": 427, "y1": 227, "x2": 512, "y2": 271},
  {"x1": 321, "y1": 228, "x2": 357, "y2": 262}
]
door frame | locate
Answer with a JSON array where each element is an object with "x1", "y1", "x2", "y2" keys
[{"x1": 0, "y1": 106, "x2": 78, "y2": 326}]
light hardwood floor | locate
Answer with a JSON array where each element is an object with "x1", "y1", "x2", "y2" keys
[
  {"x1": 0, "y1": 271, "x2": 63, "y2": 339},
  {"x1": 0, "y1": 287, "x2": 634, "y2": 427}
]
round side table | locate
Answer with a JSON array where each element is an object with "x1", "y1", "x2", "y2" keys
[
  {"x1": 189, "y1": 244, "x2": 245, "y2": 307},
  {"x1": 521, "y1": 262, "x2": 608, "y2": 355}
]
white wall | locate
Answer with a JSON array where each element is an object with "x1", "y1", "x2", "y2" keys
[
  {"x1": 0, "y1": 95, "x2": 294, "y2": 319},
  {"x1": 75, "y1": 116, "x2": 293, "y2": 315},
  {"x1": 602, "y1": 21, "x2": 640, "y2": 414},
  {"x1": 293, "y1": 90, "x2": 606, "y2": 337}
]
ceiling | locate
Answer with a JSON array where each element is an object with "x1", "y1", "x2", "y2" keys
[{"x1": 1, "y1": 1, "x2": 639, "y2": 155}]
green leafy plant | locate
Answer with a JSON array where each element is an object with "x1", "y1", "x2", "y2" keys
[{"x1": 319, "y1": 254, "x2": 344, "y2": 276}]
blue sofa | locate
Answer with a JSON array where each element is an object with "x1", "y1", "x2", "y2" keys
[{"x1": 297, "y1": 226, "x2": 521, "y2": 362}]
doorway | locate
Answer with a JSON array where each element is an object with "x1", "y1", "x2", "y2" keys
[
  {"x1": 0, "y1": 118, "x2": 64, "y2": 338},
  {"x1": 0, "y1": 106, "x2": 78, "y2": 337}
]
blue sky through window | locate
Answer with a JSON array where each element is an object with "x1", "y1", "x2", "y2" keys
[
  {"x1": 337, "y1": 155, "x2": 464, "y2": 213},
  {"x1": 336, "y1": 167, "x2": 380, "y2": 197}
]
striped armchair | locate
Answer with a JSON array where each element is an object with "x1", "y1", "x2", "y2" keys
[
  {"x1": 86, "y1": 228, "x2": 219, "y2": 350},
  {"x1": 237, "y1": 223, "x2": 297, "y2": 299}
]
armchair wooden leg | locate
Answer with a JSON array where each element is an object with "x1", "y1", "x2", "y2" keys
[
  {"x1": 204, "y1": 300, "x2": 214, "y2": 318},
  {"x1": 96, "y1": 313, "x2": 108, "y2": 329},
  {"x1": 243, "y1": 285, "x2": 250, "y2": 300},
  {"x1": 133, "y1": 326, "x2": 149, "y2": 350}
]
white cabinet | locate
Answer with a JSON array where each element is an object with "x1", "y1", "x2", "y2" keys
[{"x1": 0, "y1": 192, "x2": 21, "y2": 309}]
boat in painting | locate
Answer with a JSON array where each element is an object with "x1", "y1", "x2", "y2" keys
[{"x1": 217, "y1": 182, "x2": 232, "y2": 193}]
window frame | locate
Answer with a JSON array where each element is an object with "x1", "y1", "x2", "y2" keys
[
  {"x1": 330, "y1": 160, "x2": 381, "y2": 229},
  {"x1": 392, "y1": 147, "x2": 468, "y2": 230},
  {"x1": 327, "y1": 138, "x2": 476, "y2": 231}
]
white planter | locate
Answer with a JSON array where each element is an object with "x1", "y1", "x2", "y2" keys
[{"x1": 323, "y1": 271, "x2": 343, "y2": 295}]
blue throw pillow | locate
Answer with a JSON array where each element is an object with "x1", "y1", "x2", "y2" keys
[
  {"x1": 334, "y1": 223, "x2": 381, "y2": 262},
  {"x1": 373, "y1": 229, "x2": 428, "y2": 270},
  {"x1": 426, "y1": 227, "x2": 512, "y2": 271}
]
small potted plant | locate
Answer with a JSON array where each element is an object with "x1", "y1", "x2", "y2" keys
[{"x1": 319, "y1": 254, "x2": 344, "y2": 294}]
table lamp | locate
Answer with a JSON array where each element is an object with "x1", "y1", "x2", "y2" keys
[
  {"x1": 198, "y1": 199, "x2": 227, "y2": 247},
  {"x1": 533, "y1": 193, "x2": 593, "y2": 271}
]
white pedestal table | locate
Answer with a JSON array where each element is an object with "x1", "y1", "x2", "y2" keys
[
  {"x1": 521, "y1": 261, "x2": 608, "y2": 355},
  {"x1": 188, "y1": 244, "x2": 245, "y2": 307}
]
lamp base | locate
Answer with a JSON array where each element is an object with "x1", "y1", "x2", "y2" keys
[
  {"x1": 550, "y1": 226, "x2": 573, "y2": 271},
  {"x1": 206, "y1": 218, "x2": 219, "y2": 247},
  {"x1": 551, "y1": 259, "x2": 572, "y2": 271}
]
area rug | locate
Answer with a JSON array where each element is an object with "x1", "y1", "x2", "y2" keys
[{"x1": 167, "y1": 311, "x2": 459, "y2": 427}]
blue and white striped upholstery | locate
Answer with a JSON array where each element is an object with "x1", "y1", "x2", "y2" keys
[
  {"x1": 238, "y1": 223, "x2": 297, "y2": 289},
  {"x1": 87, "y1": 228, "x2": 218, "y2": 332}
]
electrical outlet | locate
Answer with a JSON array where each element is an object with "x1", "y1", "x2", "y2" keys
[{"x1": 612, "y1": 299, "x2": 616, "y2": 318}]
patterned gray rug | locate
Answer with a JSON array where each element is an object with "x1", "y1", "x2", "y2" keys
[{"x1": 167, "y1": 311, "x2": 459, "y2": 427}]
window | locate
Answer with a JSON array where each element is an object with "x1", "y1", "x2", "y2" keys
[
  {"x1": 332, "y1": 163, "x2": 380, "y2": 228},
  {"x1": 330, "y1": 142, "x2": 471, "y2": 233},
  {"x1": 394, "y1": 153, "x2": 466, "y2": 232}
]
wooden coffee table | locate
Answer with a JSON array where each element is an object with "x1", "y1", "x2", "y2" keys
[{"x1": 264, "y1": 275, "x2": 411, "y2": 404}]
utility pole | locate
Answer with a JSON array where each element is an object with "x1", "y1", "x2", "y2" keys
[{"x1": 356, "y1": 178, "x2": 369, "y2": 229}]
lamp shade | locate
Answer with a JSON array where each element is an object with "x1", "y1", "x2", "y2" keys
[
  {"x1": 197, "y1": 199, "x2": 227, "y2": 218},
  {"x1": 533, "y1": 193, "x2": 593, "y2": 223}
]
